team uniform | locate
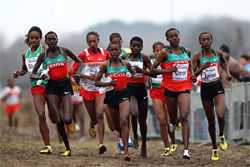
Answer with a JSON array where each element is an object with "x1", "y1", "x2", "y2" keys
[
  {"x1": 126, "y1": 53, "x2": 147, "y2": 101},
  {"x1": 44, "y1": 47, "x2": 73, "y2": 98},
  {"x1": 150, "y1": 58, "x2": 165, "y2": 103},
  {"x1": 0, "y1": 86, "x2": 21, "y2": 115},
  {"x1": 161, "y1": 46, "x2": 192, "y2": 97},
  {"x1": 25, "y1": 44, "x2": 48, "y2": 97},
  {"x1": 199, "y1": 49, "x2": 224, "y2": 101},
  {"x1": 73, "y1": 48, "x2": 110, "y2": 100},
  {"x1": 103, "y1": 59, "x2": 130, "y2": 109}
]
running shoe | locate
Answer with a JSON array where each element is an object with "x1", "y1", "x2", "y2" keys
[
  {"x1": 68, "y1": 121, "x2": 76, "y2": 133},
  {"x1": 162, "y1": 147, "x2": 171, "y2": 156},
  {"x1": 118, "y1": 137, "x2": 124, "y2": 151},
  {"x1": 169, "y1": 123, "x2": 176, "y2": 133},
  {"x1": 211, "y1": 149, "x2": 219, "y2": 161},
  {"x1": 75, "y1": 124, "x2": 80, "y2": 131},
  {"x1": 61, "y1": 150, "x2": 71, "y2": 156},
  {"x1": 176, "y1": 122, "x2": 181, "y2": 131},
  {"x1": 183, "y1": 150, "x2": 190, "y2": 159},
  {"x1": 40, "y1": 145, "x2": 52, "y2": 154},
  {"x1": 99, "y1": 144, "x2": 107, "y2": 154},
  {"x1": 219, "y1": 135, "x2": 228, "y2": 151},
  {"x1": 89, "y1": 122, "x2": 96, "y2": 138},
  {"x1": 128, "y1": 136, "x2": 133, "y2": 147},
  {"x1": 170, "y1": 144, "x2": 178, "y2": 152}
]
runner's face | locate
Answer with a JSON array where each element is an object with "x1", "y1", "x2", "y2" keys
[
  {"x1": 109, "y1": 44, "x2": 121, "y2": 59},
  {"x1": 200, "y1": 34, "x2": 212, "y2": 50},
  {"x1": 45, "y1": 34, "x2": 58, "y2": 48},
  {"x1": 8, "y1": 79, "x2": 15, "y2": 88},
  {"x1": 111, "y1": 37, "x2": 123, "y2": 47},
  {"x1": 87, "y1": 35, "x2": 99, "y2": 51},
  {"x1": 29, "y1": 31, "x2": 41, "y2": 48},
  {"x1": 167, "y1": 30, "x2": 180, "y2": 47},
  {"x1": 130, "y1": 41, "x2": 142, "y2": 55},
  {"x1": 153, "y1": 45, "x2": 164, "y2": 57}
]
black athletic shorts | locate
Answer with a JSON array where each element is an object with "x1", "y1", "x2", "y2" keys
[
  {"x1": 104, "y1": 88, "x2": 130, "y2": 109},
  {"x1": 127, "y1": 83, "x2": 148, "y2": 102},
  {"x1": 45, "y1": 78, "x2": 74, "y2": 99},
  {"x1": 201, "y1": 80, "x2": 225, "y2": 101},
  {"x1": 164, "y1": 87, "x2": 190, "y2": 98}
]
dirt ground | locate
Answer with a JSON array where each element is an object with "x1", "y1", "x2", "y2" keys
[{"x1": 0, "y1": 99, "x2": 249, "y2": 167}]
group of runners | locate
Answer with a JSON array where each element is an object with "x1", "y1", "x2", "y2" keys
[{"x1": 11, "y1": 26, "x2": 231, "y2": 161}]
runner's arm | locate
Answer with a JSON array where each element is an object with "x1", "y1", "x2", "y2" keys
[
  {"x1": 95, "y1": 62, "x2": 116, "y2": 87},
  {"x1": 217, "y1": 49, "x2": 232, "y2": 81},
  {"x1": 13, "y1": 52, "x2": 28, "y2": 78},
  {"x1": 30, "y1": 52, "x2": 45, "y2": 80},
  {"x1": 150, "y1": 49, "x2": 177, "y2": 75}
]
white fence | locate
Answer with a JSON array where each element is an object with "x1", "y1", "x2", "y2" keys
[{"x1": 146, "y1": 82, "x2": 250, "y2": 144}]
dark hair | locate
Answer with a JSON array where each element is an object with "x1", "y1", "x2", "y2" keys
[
  {"x1": 108, "y1": 41, "x2": 121, "y2": 49},
  {"x1": 109, "y1": 33, "x2": 122, "y2": 42},
  {"x1": 24, "y1": 26, "x2": 42, "y2": 46},
  {"x1": 220, "y1": 44, "x2": 230, "y2": 54},
  {"x1": 45, "y1": 31, "x2": 58, "y2": 40},
  {"x1": 240, "y1": 54, "x2": 250, "y2": 61},
  {"x1": 130, "y1": 36, "x2": 143, "y2": 45},
  {"x1": 199, "y1": 32, "x2": 213, "y2": 42},
  {"x1": 86, "y1": 31, "x2": 100, "y2": 41},
  {"x1": 165, "y1": 28, "x2": 180, "y2": 37},
  {"x1": 152, "y1": 42, "x2": 164, "y2": 51}
]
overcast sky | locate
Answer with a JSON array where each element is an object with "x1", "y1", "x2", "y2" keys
[{"x1": 1, "y1": 0, "x2": 249, "y2": 47}]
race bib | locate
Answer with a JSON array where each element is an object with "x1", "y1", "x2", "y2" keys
[
  {"x1": 81, "y1": 62, "x2": 102, "y2": 91},
  {"x1": 127, "y1": 61, "x2": 143, "y2": 78},
  {"x1": 26, "y1": 57, "x2": 43, "y2": 73},
  {"x1": 201, "y1": 66, "x2": 219, "y2": 83},
  {"x1": 151, "y1": 74, "x2": 163, "y2": 84},
  {"x1": 172, "y1": 64, "x2": 188, "y2": 81}
]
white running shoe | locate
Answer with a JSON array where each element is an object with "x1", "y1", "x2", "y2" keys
[
  {"x1": 183, "y1": 150, "x2": 190, "y2": 159},
  {"x1": 169, "y1": 123, "x2": 176, "y2": 133}
]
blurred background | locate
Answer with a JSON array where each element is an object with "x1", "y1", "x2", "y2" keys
[{"x1": 0, "y1": 0, "x2": 249, "y2": 93}]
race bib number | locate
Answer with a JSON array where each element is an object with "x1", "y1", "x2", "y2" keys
[
  {"x1": 127, "y1": 61, "x2": 143, "y2": 78},
  {"x1": 172, "y1": 64, "x2": 188, "y2": 81},
  {"x1": 81, "y1": 63, "x2": 102, "y2": 91},
  {"x1": 201, "y1": 66, "x2": 219, "y2": 83},
  {"x1": 26, "y1": 57, "x2": 43, "y2": 73},
  {"x1": 151, "y1": 74, "x2": 163, "y2": 84}
]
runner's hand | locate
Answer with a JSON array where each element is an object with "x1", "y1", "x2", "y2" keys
[
  {"x1": 109, "y1": 80, "x2": 117, "y2": 86},
  {"x1": 202, "y1": 62, "x2": 211, "y2": 70},
  {"x1": 13, "y1": 71, "x2": 20, "y2": 78},
  {"x1": 191, "y1": 74, "x2": 197, "y2": 83},
  {"x1": 73, "y1": 74, "x2": 80, "y2": 84},
  {"x1": 170, "y1": 65, "x2": 178, "y2": 72},
  {"x1": 40, "y1": 74, "x2": 48, "y2": 80},
  {"x1": 131, "y1": 74, "x2": 136, "y2": 81},
  {"x1": 88, "y1": 74, "x2": 97, "y2": 81},
  {"x1": 133, "y1": 66, "x2": 143, "y2": 73},
  {"x1": 225, "y1": 74, "x2": 232, "y2": 81}
]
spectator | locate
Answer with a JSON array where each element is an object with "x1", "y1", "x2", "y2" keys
[
  {"x1": 240, "y1": 54, "x2": 250, "y2": 71},
  {"x1": 219, "y1": 45, "x2": 249, "y2": 88}
]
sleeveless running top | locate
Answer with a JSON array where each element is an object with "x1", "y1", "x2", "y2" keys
[
  {"x1": 106, "y1": 59, "x2": 128, "y2": 89},
  {"x1": 73, "y1": 48, "x2": 110, "y2": 92},
  {"x1": 44, "y1": 47, "x2": 68, "y2": 80},
  {"x1": 199, "y1": 49, "x2": 220, "y2": 83},
  {"x1": 25, "y1": 44, "x2": 47, "y2": 86},
  {"x1": 160, "y1": 46, "x2": 192, "y2": 91},
  {"x1": 151, "y1": 58, "x2": 162, "y2": 88},
  {"x1": 126, "y1": 53, "x2": 146, "y2": 83}
]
